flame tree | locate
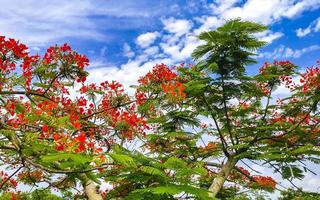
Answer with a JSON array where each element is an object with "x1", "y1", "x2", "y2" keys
[{"x1": 0, "y1": 19, "x2": 319, "y2": 200}]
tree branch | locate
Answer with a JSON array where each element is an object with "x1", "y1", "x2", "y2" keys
[{"x1": 202, "y1": 96, "x2": 229, "y2": 157}]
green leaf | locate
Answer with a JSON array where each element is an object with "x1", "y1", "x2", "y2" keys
[
  {"x1": 56, "y1": 116, "x2": 70, "y2": 126},
  {"x1": 41, "y1": 153, "x2": 92, "y2": 164},
  {"x1": 281, "y1": 165, "x2": 304, "y2": 180},
  {"x1": 14, "y1": 103, "x2": 26, "y2": 113},
  {"x1": 86, "y1": 171, "x2": 101, "y2": 184},
  {"x1": 33, "y1": 82, "x2": 50, "y2": 88},
  {"x1": 109, "y1": 153, "x2": 137, "y2": 168},
  {"x1": 131, "y1": 185, "x2": 212, "y2": 200},
  {"x1": 139, "y1": 166, "x2": 166, "y2": 178},
  {"x1": 164, "y1": 157, "x2": 187, "y2": 169}
]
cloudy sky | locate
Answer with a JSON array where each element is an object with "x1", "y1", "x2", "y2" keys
[
  {"x1": 1, "y1": 0, "x2": 320, "y2": 196},
  {"x1": 1, "y1": 0, "x2": 319, "y2": 91}
]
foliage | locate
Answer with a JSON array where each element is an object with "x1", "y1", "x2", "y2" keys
[
  {"x1": 279, "y1": 189, "x2": 320, "y2": 200},
  {"x1": 0, "y1": 19, "x2": 319, "y2": 199}
]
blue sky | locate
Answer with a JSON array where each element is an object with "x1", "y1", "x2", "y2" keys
[
  {"x1": 1, "y1": 0, "x2": 320, "y2": 195},
  {"x1": 1, "y1": 0, "x2": 319, "y2": 90}
]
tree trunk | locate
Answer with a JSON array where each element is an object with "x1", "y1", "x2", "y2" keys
[
  {"x1": 208, "y1": 157, "x2": 238, "y2": 198},
  {"x1": 82, "y1": 178, "x2": 103, "y2": 200}
]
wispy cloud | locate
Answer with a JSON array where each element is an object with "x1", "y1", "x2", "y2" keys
[
  {"x1": 0, "y1": 0, "x2": 102, "y2": 46},
  {"x1": 86, "y1": 0, "x2": 319, "y2": 94},
  {"x1": 296, "y1": 17, "x2": 320, "y2": 37},
  {"x1": 258, "y1": 45, "x2": 320, "y2": 59},
  {"x1": 212, "y1": 0, "x2": 320, "y2": 25},
  {"x1": 255, "y1": 31, "x2": 284, "y2": 44},
  {"x1": 136, "y1": 32, "x2": 160, "y2": 48},
  {"x1": 0, "y1": 0, "x2": 179, "y2": 47}
]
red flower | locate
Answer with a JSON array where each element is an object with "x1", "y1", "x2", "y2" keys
[
  {"x1": 55, "y1": 144, "x2": 64, "y2": 151},
  {"x1": 253, "y1": 175, "x2": 276, "y2": 189},
  {"x1": 42, "y1": 125, "x2": 49, "y2": 132},
  {"x1": 60, "y1": 43, "x2": 72, "y2": 52},
  {"x1": 53, "y1": 133, "x2": 60, "y2": 141},
  {"x1": 138, "y1": 64, "x2": 177, "y2": 85},
  {"x1": 73, "y1": 121, "x2": 81, "y2": 130},
  {"x1": 77, "y1": 132, "x2": 86, "y2": 143}
]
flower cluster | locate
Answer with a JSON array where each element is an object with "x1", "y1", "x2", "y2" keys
[
  {"x1": 79, "y1": 80, "x2": 150, "y2": 140},
  {"x1": 0, "y1": 170, "x2": 18, "y2": 190},
  {"x1": 43, "y1": 43, "x2": 89, "y2": 69},
  {"x1": 138, "y1": 64, "x2": 186, "y2": 102},
  {"x1": 53, "y1": 130, "x2": 99, "y2": 153},
  {"x1": 18, "y1": 170, "x2": 43, "y2": 183},
  {"x1": 138, "y1": 64, "x2": 177, "y2": 85},
  {"x1": 259, "y1": 61, "x2": 295, "y2": 74},
  {"x1": 43, "y1": 43, "x2": 89, "y2": 83},
  {"x1": 258, "y1": 61, "x2": 296, "y2": 95},
  {"x1": 200, "y1": 142, "x2": 217, "y2": 153},
  {"x1": 252, "y1": 175, "x2": 277, "y2": 189},
  {"x1": 300, "y1": 63, "x2": 320, "y2": 93},
  {"x1": 100, "y1": 85, "x2": 149, "y2": 139},
  {"x1": 0, "y1": 36, "x2": 39, "y2": 89},
  {"x1": 236, "y1": 167, "x2": 276, "y2": 190},
  {"x1": 161, "y1": 81, "x2": 186, "y2": 102}
]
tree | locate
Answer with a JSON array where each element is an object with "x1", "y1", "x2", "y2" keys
[
  {"x1": 0, "y1": 37, "x2": 149, "y2": 199},
  {"x1": 129, "y1": 19, "x2": 320, "y2": 198},
  {"x1": 279, "y1": 189, "x2": 320, "y2": 200},
  {"x1": 0, "y1": 19, "x2": 319, "y2": 200}
]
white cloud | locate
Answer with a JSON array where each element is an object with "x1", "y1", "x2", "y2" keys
[
  {"x1": 87, "y1": 56, "x2": 175, "y2": 95},
  {"x1": 143, "y1": 46, "x2": 160, "y2": 56},
  {"x1": 162, "y1": 18, "x2": 193, "y2": 36},
  {"x1": 136, "y1": 32, "x2": 160, "y2": 48},
  {"x1": 296, "y1": 26, "x2": 312, "y2": 37},
  {"x1": 160, "y1": 43, "x2": 180, "y2": 59},
  {"x1": 259, "y1": 45, "x2": 320, "y2": 59},
  {"x1": 282, "y1": 0, "x2": 320, "y2": 18},
  {"x1": 296, "y1": 17, "x2": 320, "y2": 37},
  {"x1": 214, "y1": 0, "x2": 320, "y2": 25},
  {"x1": 0, "y1": 0, "x2": 176, "y2": 47},
  {"x1": 219, "y1": 0, "x2": 288, "y2": 24},
  {"x1": 210, "y1": 0, "x2": 239, "y2": 15},
  {"x1": 123, "y1": 43, "x2": 135, "y2": 58},
  {"x1": 194, "y1": 16, "x2": 223, "y2": 35},
  {"x1": 315, "y1": 18, "x2": 320, "y2": 32},
  {"x1": 255, "y1": 30, "x2": 284, "y2": 44},
  {"x1": 159, "y1": 34, "x2": 203, "y2": 63},
  {"x1": 0, "y1": 0, "x2": 107, "y2": 46},
  {"x1": 100, "y1": 46, "x2": 107, "y2": 57}
]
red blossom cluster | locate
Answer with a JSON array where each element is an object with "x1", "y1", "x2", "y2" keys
[
  {"x1": 300, "y1": 63, "x2": 320, "y2": 93},
  {"x1": 18, "y1": 170, "x2": 43, "y2": 182},
  {"x1": 138, "y1": 64, "x2": 186, "y2": 102},
  {"x1": 273, "y1": 61, "x2": 296, "y2": 71},
  {"x1": 138, "y1": 64, "x2": 177, "y2": 85},
  {"x1": 238, "y1": 166, "x2": 250, "y2": 177},
  {"x1": 5, "y1": 99, "x2": 31, "y2": 129},
  {"x1": 161, "y1": 81, "x2": 186, "y2": 100},
  {"x1": 53, "y1": 130, "x2": 100, "y2": 153},
  {"x1": 237, "y1": 167, "x2": 276, "y2": 189},
  {"x1": 239, "y1": 100, "x2": 250, "y2": 110},
  {"x1": 43, "y1": 43, "x2": 89, "y2": 69},
  {"x1": 80, "y1": 80, "x2": 150, "y2": 140},
  {"x1": 259, "y1": 61, "x2": 295, "y2": 74},
  {"x1": 0, "y1": 170, "x2": 18, "y2": 190},
  {"x1": 0, "y1": 36, "x2": 39, "y2": 90},
  {"x1": 279, "y1": 74, "x2": 295, "y2": 91},
  {"x1": 258, "y1": 61, "x2": 296, "y2": 94},
  {"x1": 252, "y1": 175, "x2": 277, "y2": 189},
  {"x1": 100, "y1": 85, "x2": 149, "y2": 139},
  {"x1": 200, "y1": 142, "x2": 217, "y2": 153},
  {"x1": 135, "y1": 90, "x2": 147, "y2": 105},
  {"x1": 257, "y1": 82, "x2": 271, "y2": 95}
]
